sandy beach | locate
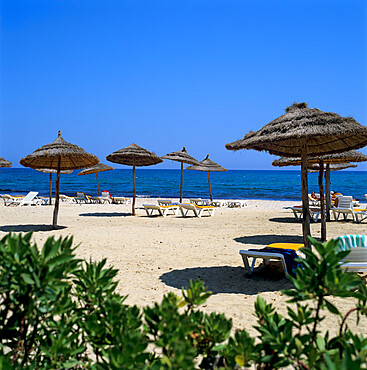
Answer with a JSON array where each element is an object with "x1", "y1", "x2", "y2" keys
[{"x1": 1, "y1": 198, "x2": 366, "y2": 337}]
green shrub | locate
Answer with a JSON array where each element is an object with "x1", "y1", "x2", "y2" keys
[{"x1": 0, "y1": 233, "x2": 366, "y2": 369}]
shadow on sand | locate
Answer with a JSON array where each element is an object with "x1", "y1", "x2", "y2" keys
[
  {"x1": 0, "y1": 224, "x2": 67, "y2": 232},
  {"x1": 268, "y1": 217, "x2": 302, "y2": 224},
  {"x1": 234, "y1": 234, "x2": 305, "y2": 246},
  {"x1": 160, "y1": 265, "x2": 293, "y2": 295},
  {"x1": 79, "y1": 212, "x2": 131, "y2": 217}
]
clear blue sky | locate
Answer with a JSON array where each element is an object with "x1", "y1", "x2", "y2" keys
[{"x1": 1, "y1": 0, "x2": 366, "y2": 170}]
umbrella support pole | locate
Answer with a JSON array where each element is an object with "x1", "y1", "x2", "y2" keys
[
  {"x1": 96, "y1": 173, "x2": 100, "y2": 195},
  {"x1": 49, "y1": 173, "x2": 52, "y2": 205},
  {"x1": 132, "y1": 164, "x2": 136, "y2": 216},
  {"x1": 318, "y1": 160, "x2": 326, "y2": 241},
  {"x1": 207, "y1": 171, "x2": 213, "y2": 201},
  {"x1": 325, "y1": 165, "x2": 331, "y2": 222},
  {"x1": 180, "y1": 162, "x2": 183, "y2": 203},
  {"x1": 52, "y1": 158, "x2": 61, "y2": 230},
  {"x1": 301, "y1": 143, "x2": 311, "y2": 249}
]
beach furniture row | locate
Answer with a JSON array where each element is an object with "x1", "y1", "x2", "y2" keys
[
  {"x1": 142, "y1": 203, "x2": 215, "y2": 218},
  {"x1": 239, "y1": 235, "x2": 367, "y2": 279},
  {"x1": 285, "y1": 194, "x2": 367, "y2": 224}
]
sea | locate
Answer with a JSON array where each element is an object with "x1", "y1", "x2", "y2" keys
[{"x1": 1, "y1": 168, "x2": 366, "y2": 202}]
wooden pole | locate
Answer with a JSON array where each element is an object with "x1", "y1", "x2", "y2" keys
[
  {"x1": 96, "y1": 173, "x2": 100, "y2": 195},
  {"x1": 301, "y1": 141, "x2": 311, "y2": 249},
  {"x1": 180, "y1": 162, "x2": 183, "y2": 203},
  {"x1": 132, "y1": 161, "x2": 136, "y2": 216},
  {"x1": 207, "y1": 171, "x2": 213, "y2": 201},
  {"x1": 49, "y1": 173, "x2": 52, "y2": 205},
  {"x1": 52, "y1": 157, "x2": 61, "y2": 229},
  {"x1": 318, "y1": 160, "x2": 326, "y2": 241},
  {"x1": 325, "y1": 164, "x2": 331, "y2": 222}
]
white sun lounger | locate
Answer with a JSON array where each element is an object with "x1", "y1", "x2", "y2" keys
[
  {"x1": 157, "y1": 199, "x2": 175, "y2": 206},
  {"x1": 143, "y1": 204, "x2": 179, "y2": 217},
  {"x1": 75, "y1": 192, "x2": 92, "y2": 204},
  {"x1": 209, "y1": 200, "x2": 228, "y2": 207},
  {"x1": 114, "y1": 196, "x2": 131, "y2": 204},
  {"x1": 59, "y1": 194, "x2": 75, "y2": 202},
  {"x1": 284, "y1": 206, "x2": 321, "y2": 222},
  {"x1": 2, "y1": 192, "x2": 44, "y2": 206},
  {"x1": 179, "y1": 203, "x2": 215, "y2": 217},
  {"x1": 239, "y1": 250, "x2": 290, "y2": 278},
  {"x1": 227, "y1": 200, "x2": 247, "y2": 208},
  {"x1": 332, "y1": 196, "x2": 367, "y2": 223},
  {"x1": 240, "y1": 243, "x2": 304, "y2": 279}
]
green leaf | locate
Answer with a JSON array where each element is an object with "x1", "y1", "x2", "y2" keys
[{"x1": 21, "y1": 273, "x2": 35, "y2": 285}]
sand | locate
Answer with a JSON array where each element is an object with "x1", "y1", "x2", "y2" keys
[{"x1": 1, "y1": 198, "x2": 366, "y2": 337}]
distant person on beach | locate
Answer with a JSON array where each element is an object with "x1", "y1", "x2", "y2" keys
[{"x1": 311, "y1": 191, "x2": 320, "y2": 200}]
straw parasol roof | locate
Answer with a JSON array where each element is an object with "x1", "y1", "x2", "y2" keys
[
  {"x1": 187, "y1": 155, "x2": 227, "y2": 201},
  {"x1": 78, "y1": 163, "x2": 114, "y2": 175},
  {"x1": 106, "y1": 143, "x2": 162, "y2": 215},
  {"x1": 272, "y1": 150, "x2": 367, "y2": 167},
  {"x1": 36, "y1": 168, "x2": 73, "y2": 174},
  {"x1": 162, "y1": 147, "x2": 199, "y2": 202},
  {"x1": 20, "y1": 131, "x2": 99, "y2": 170},
  {"x1": 226, "y1": 102, "x2": 367, "y2": 157},
  {"x1": 107, "y1": 143, "x2": 162, "y2": 167},
  {"x1": 308, "y1": 163, "x2": 357, "y2": 172},
  {"x1": 78, "y1": 163, "x2": 114, "y2": 195},
  {"x1": 186, "y1": 154, "x2": 227, "y2": 172},
  {"x1": 0, "y1": 157, "x2": 12, "y2": 167},
  {"x1": 20, "y1": 131, "x2": 99, "y2": 229},
  {"x1": 225, "y1": 102, "x2": 367, "y2": 247},
  {"x1": 161, "y1": 147, "x2": 199, "y2": 166}
]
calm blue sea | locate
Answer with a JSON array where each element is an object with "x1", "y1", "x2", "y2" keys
[{"x1": 0, "y1": 169, "x2": 366, "y2": 201}]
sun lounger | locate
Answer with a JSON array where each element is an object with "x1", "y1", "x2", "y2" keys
[
  {"x1": 59, "y1": 194, "x2": 75, "y2": 202},
  {"x1": 239, "y1": 243, "x2": 304, "y2": 279},
  {"x1": 1, "y1": 192, "x2": 44, "y2": 206},
  {"x1": 157, "y1": 199, "x2": 174, "y2": 206},
  {"x1": 114, "y1": 197, "x2": 131, "y2": 204},
  {"x1": 143, "y1": 204, "x2": 179, "y2": 217},
  {"x1": 284, "y1": 206, "x2": 322, "y2": 222},
  {"x1": 1, "y1": 194, "x2": 22, "y2": 206},
  {"x1": 75, "y1": 192, "x2": 92, "y2": 204},
  {"x1": 209, "y1": 200, "x2": 228, "y2": 207},
  {"x1": 332, "y1": 196, "x2": 367, "y2": 223},
  {"x1": 179, "y1": 203, "x2": 215, "y2": 217},
  {"x1": 189, "y1": 198, "x2": 211, "y2": 206},
  {"x1": 97, "y1": 190, "x2": 114, "y2": 204},
  {"x1": 227, "y1": 200, "x2": 247, "y2": 208},
  {"x1": 335, "y1": 235, "x2": 367, "y2": 272}
]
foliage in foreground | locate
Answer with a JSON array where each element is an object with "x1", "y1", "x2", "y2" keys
[{"x1": 0, "y1": 232, "x2": 366, "y2": 369}]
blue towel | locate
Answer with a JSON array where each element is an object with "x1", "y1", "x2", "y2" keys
[{"x1": 249, "y1": 247, "x2": 301, "y2": 277}]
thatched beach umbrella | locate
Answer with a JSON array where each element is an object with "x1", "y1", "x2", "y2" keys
[
  {"x1": 106, "y1": 143, "x2": 163, "y2": 215},
  {"x1": 273, "y1": 150, "x2": 367, "y2": 228},
  {"x1": 162, "y1": 147, "x2": 199, "y2": 202},
  {"x1": 226, "y1": 102, "x2": 367, "y2": 248},
  {"x1": 186, "y1": 154, "x2": 227, "y2": 201},
  {"x1": 36, "y1": 168, "x2": 73, "y2": 205},
  {"x1": 0, "y1": 157, "x2": 12, "y2": 168},
  {"x1": 20, "y1": 131, "x2": 99, "y2": 229},
  {"x1": 78, "y1": 163, "x2": 114, "y2": 195},
  {"x1": 308, "y1": 163, "x2": 358, "y2": 172}
]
